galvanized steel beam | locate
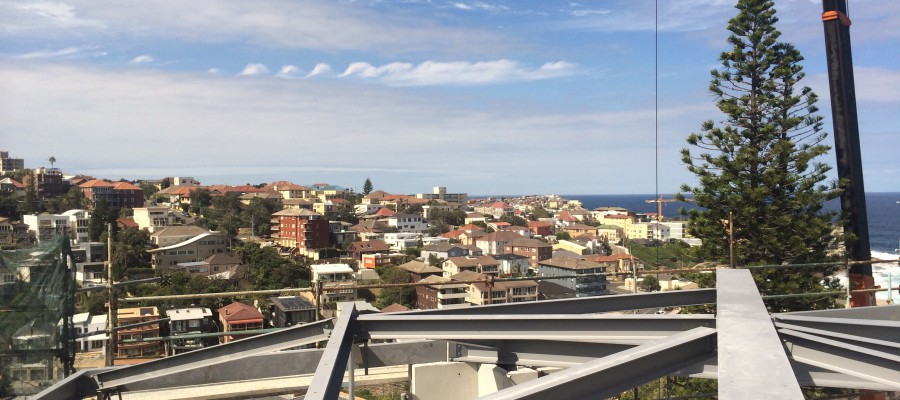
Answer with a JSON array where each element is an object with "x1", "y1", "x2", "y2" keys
[
  {"x1": 357, "y1": 313, "x2": 715, "y2": 342},
  {"x1": 450, "y1": 340, "x2": 633, "y2": 368},
  {"x1": 780, "y1": 328, "x2": 900, "y2": 389},
  {"x1": 33, "y1": 368, "x2": 115, "y2": 400},
  {"x1": 391, "y1": 289, "x2": 716, "y2": 315},
  {"x1": 479, "y1": 327, "x2": 716, "y2": 400},
  {"x1": 716, "y1": 269, "x2": 804, "y2": 399},
  {"x1": 306, "y1": 303, "x2": 359, "y2": 400},
  {"x1": 94, "y1": 318, "x2": 333, "y2": 391},
  {"x1": 772, "y1": 313, "x2": 900, "y2": 343}
]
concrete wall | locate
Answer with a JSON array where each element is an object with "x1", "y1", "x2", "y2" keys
[{"x1": 411, "y1": 362, "x2": 478, "y2": 400}]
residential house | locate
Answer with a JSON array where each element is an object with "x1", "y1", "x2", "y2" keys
[
  {"x1": 165, "y1": 307, "x2": 213, "y2": 355},
  {"x1": 70, "y1": 241, "x2": 107, "y2": 286},
  {"x1": 268, "y1": 181, "x2": 312, "y2": 199},
  {"x1": 150, "y1": 225, "x2": 209, "y2": 246},
  {"x1": 554, "y1": 239, "x2": 592, "y2": 256},
  {"x1": 269, "y1": 296, "x2": 316, "y2": 327},
  {"x1": 280, "y1": 197, "x2": 315, "y2": 211},
  {"x1": 493, "y1": 253, "x2": 531, "y2": 276},
  {"x1": 497, "y1": 225, "x2": 532, "y2": 238},
  {"x1": 23, "y1": 213, "x2": 72, "y2": 243},
  {"x1": 172, "y1": 253, "x2": 243, "y2": 278},
  {"x1": 474, "y1": 231, "x2": 525, "y2": 255},
  {"x1": 442, "y1": 255, "x2": 500, "y2": 277},
  {"x1": 27, "y1": 167, "x2": 69, "y2": 199},
  {"x1": 451, "y1": 271, "x2": 539, "y2": 305},
  {"x1": 354, "y1": 203, "x2": 387, "y2": 216},
  {"x1": 361, "y1": 253, "x2": 403, "y2": 270},
  {"x1": 564, "y1": 223, "x2": 598, "y2": 238},
  {"x1": 312, "y1": 263, "x2": 357, "y2": 303},
  {"x1": 71, "y1": 312, "x2": 107, "y2": 353},
  {"x1": 382, "y1": 232, "x2": 421, "y2": 251},
  {"x1": 347, "y1": 240, "x2": 391, "y2": 261},
  {"x1": 600, "y1": 213, "x2": 634, "y2": 231},
  {"x1": 420, "y1": 243, "x2": 471, "y2": 261},
  {"x1": 240, "y1": 191, "x2": 283, "y2": 206},
  {"x1": 476, "y1": 201, "x2": 514, "y2": 218},
  {"x1": 385, "y1": 213, "x2": 429, "y2": 234},
  {"x1": 8, "y1": 320, "x2": 56, "y2": 390},
  {"x1": 596, "y1": 225, "x2": 624, "y2": 243},
  {"x1": 218, "y1": 302, "x2": 264, "y2": 344},
  {"x1": 397, "y1": 260, "x2": 444, "y2": 282},
  {"x1": 503, "y1": 237, "x2": 552, "y2": 268},
  {"x1": 586, "y1": 253, "x2": 642, "y2": 281},
  {"x1": 527, "y1": 220, "x2": 553, "y2": 237},
  {"x1": 116, "y1": 307, "x2": 162, "y2": 361},
  {"x1": 537, "y1": 258, "x2": 610, "y2": 297},
  {"x1": 360, "y1": 190, "x2": 392, "y2": 205},
  {"x1": 60, "y1": 209, "x2": 91, "y2": 243},
  {"x1": 464, "y1": 212, "x2": 487, "y2": 225},
  {"x1": 537, "y1": 280, "x2": 576, "y2": 300},
  {"x1": 150, "y1": 231, "x2": 227, "y2": 272},
  {"x1": 79, "y1": 179, "x2": 119, "y2": 209},
  {"x1": 270, "y1": 208, "x2": 330, "y2": 250},
  {"x1": 0, "y1": 177, "x2": 25, "y2": 195},
  {"x1": 113, "y1": 181, "x2": 145, "y2": 208},
  {"x1": 350, "y1": 220, "x2": 393, "y2": 241},
  {"x1": 132, "y1": 206, "x2": 172, "y2": 233},
  {"x1": 415, "y1": 275, "x2": 470, "y2": 310}
]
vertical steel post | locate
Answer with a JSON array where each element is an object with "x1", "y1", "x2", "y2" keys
[
  {"x1": 822, "y1": 0, "x2": 873, "y2": 307},
  {"x1": 106, "y1": 223, "x2": 117, "y2": 366}
]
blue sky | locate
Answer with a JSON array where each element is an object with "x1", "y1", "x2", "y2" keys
[{"x1": 2, "y1": 0, "x2": 898, "y2": 195}]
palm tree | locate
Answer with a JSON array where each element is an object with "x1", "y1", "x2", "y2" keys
[{"x1": 48, "y1": 156, "x2": 56, "y2": 168}]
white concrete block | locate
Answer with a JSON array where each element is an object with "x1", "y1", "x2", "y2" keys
[
  {"x1": 410, "y1": 362, "x2": 477, "y2": 400},
  {"x1": 506, "y1": 367, "x2": 539, "y2": 385},
  {"x1": 477, "y1": 364, "x2": 513, "y2": 397}
]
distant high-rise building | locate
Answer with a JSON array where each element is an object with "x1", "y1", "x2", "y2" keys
[{"x1": 0, "y1": 151, "x2": 25, "y2": 174}]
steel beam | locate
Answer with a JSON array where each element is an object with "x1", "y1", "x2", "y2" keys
[
  {"x1": 306, "y1": 303, "x2": 359, "y2": 400},
  {"x1": 779, "y1": 304, "x2": 900, "y2": 320},
  {"x1": 774, "y1": 322, "x2": 900, "y2": 357},
  {"x1": 113, "y1": 340, "x2": 449, "y2": 392},
  {"x1": 780, "y1": 328, "x2": 900, "y2": 389},
  {"x1": 450, "y1": 340, "x2": 633, "y2": 368},
  {"x1": 792, "y1": 360, "x2": 900, "y2": 391},
  {"x1": 33, "y1": 368, "x2": 115, "y2": 400},
  {"x1": 94, "y1": 318, "x2": 333, "y2": 391},
  {"x1": 716, "y1": 269, "x2": 804, "y2": 399},
  {"x1": 390, "y1": 289, "x2": 716, "y2": 315},
  {"x1": 479, "y1": 327, "x2": 716, "y2": 400},
  {"x1": 772, "y1": 313, "x2": 900, "y2": 343},
  {"x1": 357, "y1": 313, "x2": 714, "y2": 343}
]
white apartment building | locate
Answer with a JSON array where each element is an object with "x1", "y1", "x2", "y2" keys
[
  {"x1": 385, "y1": 214, "x2": 429, "y2": 234},
  {"x1": 312, "y1": 264, "x2": 358, "y2": 303},
  {"x1": 133, "y1": 206, "x2": 173, "y2": 233},
  {"x1": 23, "y1": 209, "x2": 90, "y2": 244},
  {"x1": 382, "y1": 232, "x2": 422, "y2": 251}
]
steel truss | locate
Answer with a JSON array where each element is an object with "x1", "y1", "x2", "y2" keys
[{"x1": 35, "y1": 269, "x2": 900, "y2": 399}]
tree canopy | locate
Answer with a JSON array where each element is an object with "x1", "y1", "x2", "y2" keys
[{"x1": 679, "y1": 0, "x2": 840, "y2": 311}]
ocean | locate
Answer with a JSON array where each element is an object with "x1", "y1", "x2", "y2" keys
[{"x1": 563, "y1": 192, "x2": 900, "y2": 302}]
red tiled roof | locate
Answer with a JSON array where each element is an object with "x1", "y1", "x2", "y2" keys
[
  {"x1": 112, "y1": 181, "x2": 142, "y2": 191},
  {"x1": 80, "y1": 179, "x2": 114, "y2": 188},
  {"x1": 116, "y1": 218, "x2": 139, "y2": 228},
  {"x1": 490, "y1": 201, "x2": 511, "y2": 208},
  {"x1": 218, "y1": 302, "x2": 264, "y2": 322},
  {"x1": 380, "y1": 303, "x2": 410, "y2": 313},
  {"x1": 375, "y1": 208, "x2": 396, "y2": 217},
  {"x1": 440, "y1": 229, "x2": 466, "y2": 239},
  {"x1": 527, "y1": 221, "x2": 552, "y2": 228}
]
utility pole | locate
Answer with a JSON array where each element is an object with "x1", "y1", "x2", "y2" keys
[{"x1": 105, "y1": 223, "x2": 117, "y2": 366}]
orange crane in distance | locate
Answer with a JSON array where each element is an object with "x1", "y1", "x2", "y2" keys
[{"x1": 644, "y1": 197, "x2": 693, "y2": 221}]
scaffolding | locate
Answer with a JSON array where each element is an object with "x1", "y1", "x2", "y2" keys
[{"x1": 0, "y1": 236, "x2": 76, "y2": 397}]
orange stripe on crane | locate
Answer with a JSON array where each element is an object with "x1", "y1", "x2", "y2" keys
[{"x1": 822, "y1": 10, "x2": 851, "y2": 26}]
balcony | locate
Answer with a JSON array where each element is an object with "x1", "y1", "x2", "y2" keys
[{"x1": 437, "y1": 291, "x2": 468, "y2": 300}]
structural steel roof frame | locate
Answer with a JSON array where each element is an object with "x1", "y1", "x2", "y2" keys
[{"x1": 34, "y1": 270, "x2": 900, "y2": 400}]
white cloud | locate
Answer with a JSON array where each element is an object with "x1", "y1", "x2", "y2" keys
[
  {"x1": 207, "y1": 68, "x2": 221, "y2": 74},
  {"x1": 276, "y1": 65, "x2": 302, "y2": 78},
  {"x1": 305, "y1": 63, "x2": 332, "y2": 78},
  {"x1": 0, "y1": 63, "x2": 708, "y2": 194},
  {"x1": 453, "y1": 3, "x2": 473, "y2": 11},
  {"x1": 571, "y1": 9, "x2": 610, "y2": 17},
  {"x1": 130, "y1": 54, "x2": 153, "y2": 64},
  {"x1": 239, "y1": 63, "x2": 269, "y2": 76},
  {"x1": 14, "y1": 46, "x2": 83, "y2": 59},
  {"x1": 340, "y1": 59, "x2": 579, "y2": 85},
  {"x1": 0, "y1": 1, "x2": 513, "y2": 56}
]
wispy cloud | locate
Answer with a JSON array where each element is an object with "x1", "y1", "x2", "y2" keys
[
  {"x1": 276, "y1": 65, "x2": 302, "y2": 78},
  {"x1": 453, "y1": 2, "x2": 509, "y2": 12},
  {"x1": 1, "y1": 1, "x2": 514, "y2": 56},
  {"x1": 305, "y1": 63, "x2": 332, "y2": 78},
  {"x1": 239, "y1": 63, "x2": 269, "y2": 76},
  {"x1": 13, "y1": 46, "x2": 104, "y2": 59},
  {"x1": 340, "y1": 59, "x2": 579, "y2": 86},
  {"x1": 130, "y1": 54, "x2": 153, "y2": 64}
]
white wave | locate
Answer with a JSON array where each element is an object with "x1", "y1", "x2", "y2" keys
[{"x1": 831, "y1": 251, "x2": 899, "y2": 303}]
